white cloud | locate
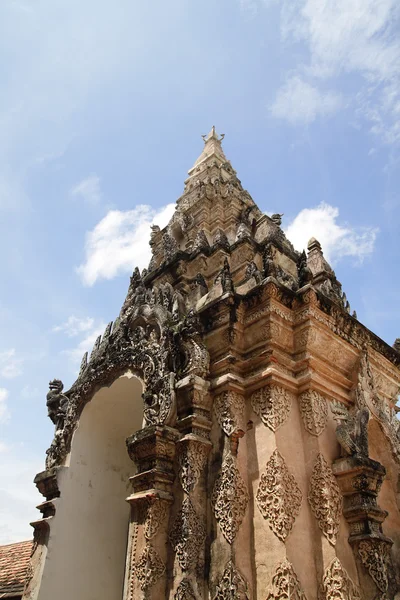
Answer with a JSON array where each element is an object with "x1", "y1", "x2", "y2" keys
[
  {"x1": 285, "y1": 202, "x2": 378, "y2": 264},
  {"x1": 270, "y1": 76, "x2": 342, "y2": 124},
  {"x1": 269, "y1": 0, "x2": 400, "y2": 143},
  {"x1": 77, "y1": 203, "x2": 175, "y2": 286},
  {"x1": 52, "y1": 315, "x2": 95, "y2": 337},
  {"x1": 70, "y1": 174, "x2": 101, "y2": 205},
  {"x1": 0, "y1": 388, "x2": 10, "y2": 423},
  {"x1": 0, "y1": 349, "x2": 23, "y2": 379},
  {"x1": 65, "y1": 321, "x2": 107, "y2": 365},
  {"x1": 0, "y1": 447, "x2": 43, "y2": 544},
  {"x1": 53, "y1": 316, "x2": 108, "y2": 367}
]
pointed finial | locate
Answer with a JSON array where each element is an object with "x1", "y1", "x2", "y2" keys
[{"x1": 202, "y1": 126, "x2": 225, "y2": 144}]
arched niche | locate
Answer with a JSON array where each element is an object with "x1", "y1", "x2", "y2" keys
[{"x1": 38, "y1": 372, "x2": 143, "y2": 600}]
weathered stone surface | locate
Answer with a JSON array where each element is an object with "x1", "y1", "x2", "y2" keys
[{"x1": 27, "y1": 129, "x2": 400, "y2": 600}]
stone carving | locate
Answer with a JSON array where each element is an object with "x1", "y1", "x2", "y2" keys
[
  {"x1": 214, "y1": 559, "x2": 249, "y2": 599},
  {"x1": 245, "y1": 261, "x2": 263, "y2": 284},
  {"x1": 44, "y1": 285, "x2": 208, "y2": 469},
  {"x1": 78, "y1": 351, "x2": 88, "y2": 377},
  {"x1": 212, "y1": 453, "x2": 249, "y2": 544},
  {"x1": 169, "y1": 497, "x2": 206, "y2": 571},
  {"x1": 299, "y1": 390, "x2": 328, "y2": 437},
  {"x1": 162, "y1": 231, "x2": 179, "y2": 262},
  {"x1": 192, "y1": 229, "x2": 210, "y2": 254},
  {"x1": 175, "y1": 579, "x2": 197, "y2": 599},
  {"x1": 308, "y1": 454, "x2": 342, "y2": 546},
  {"x1": 271, "y1": 213, "x2": 283, "y2": 226},
  {"x1": 214, "y1": 390, "x2": 245, "y2": 436},
  {"x1": 263, "y1": 244, "x2": 278, "y2": 278},
  {"x1": 177, "y1": 439, "x2": 208, "y2": 493},
  {"x1": 144, "y1": 499, "x2": 168, "y2": 540},
  {"x1": 215, "y1": 257, "x2": 234, "y2": 293},
  {"x1": 320, "y1": 558, "x2": 361, "y2": 600},
  {"x1": 134, "y1": 544, "x2": 165, "y2": 592},
  {"x1": 358, "y1": 539, "x2": 390, "y2": 595},
  {"x1": 256, "y1": 450, "x2": 302, "y2": 542},
  {"x1": 266, "y1": 559, "x2": 307, "y2": 600},
  {"x1": 46, "y1": 379, "x2": 69, "y2": 428},
  {"x1": 236, "y1": 221, "x2": 251, "y2": 241},
  {"x1": 213, "y1": 228, "x2": 230, "y2": 251},
  {"x1": 251, "y1": 385, "x2": 292, "y2": 432},
  {"x1": 298, "y1": 250, "x2": 313, "y2": 288},
  {"x1": 335, "y1": 404, "x2": 370, "y2": 459}
]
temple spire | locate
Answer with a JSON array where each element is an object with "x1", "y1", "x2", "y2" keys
[{"x1": 188, "y1": 125, "x2": 228, "y2": 174}]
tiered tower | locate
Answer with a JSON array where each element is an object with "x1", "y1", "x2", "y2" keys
[{"x1": 25, "y1": 129, "x2": 400, "y2": 600}]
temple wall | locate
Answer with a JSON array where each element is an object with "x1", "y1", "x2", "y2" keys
[{"x1": 38, "y1": 373, "x2": 143, "y2": 600}]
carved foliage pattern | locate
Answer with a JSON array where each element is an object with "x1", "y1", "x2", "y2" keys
[
  {"x1": 358, "y1": 539, "x2": 390, "y2": 594},
  {"x1": 214, "y1": 559, "x2": 250, "y2": 599},
  {"x1": 256, "y1": 450, "x2": 302, "y2": 542},
  {"x1": 177, "y1": 440, "x2": 208, "y2": 494},
  {"x1": 308, "y1": 454, "x2": 342, "y2": 546},
  {"x1": 214, "y1": 391, "x2": 245, "y2": 436},
  {"x1": 169, "y1": 497, "x2": 206, "y2": 571},
  {"x1": 144, "y1": 499, "x2": 168, "y2": 540},
  {"x1": 299, "y1": 391, "x2": 328, "y2": 436},
  {"x1": 266, "y1": 559, "x2": 307, "y2": 600},
  {"x1": 134, "y1": 544, "x2": 165, "y2": 591},
  {"x1": 174, "y1": 579, "x2": 197, "y2": 600},
  {"x1": 212, "y1": 453, "x2": 249, "y2": 544},
  {"x1": 320, "y1": 558, "x2": 361, "y2": 600},
  {"x1": 251, "y1": 385, "x2": 291, "y2": 432}
]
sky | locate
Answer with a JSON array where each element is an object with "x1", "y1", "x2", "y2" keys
[{"x1": 0, "y1": 0, "x2": 399, "y2": 544}]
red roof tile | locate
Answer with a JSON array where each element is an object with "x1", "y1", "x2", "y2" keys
[{"x1": 0, "y1": 540, "x2": 32, "y2": 598}]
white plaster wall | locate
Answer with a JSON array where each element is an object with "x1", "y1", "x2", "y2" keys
[{"x1": 38, "y1": 373, "x2": 143, "y2": 600}]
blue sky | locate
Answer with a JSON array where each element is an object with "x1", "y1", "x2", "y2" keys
[{"x1": 0, "y1": 0, "x2": 399, "y2": 543}]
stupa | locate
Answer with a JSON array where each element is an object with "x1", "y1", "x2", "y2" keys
[{"x1": 24, "y1": 128, "x2": 400, "y2": 599}]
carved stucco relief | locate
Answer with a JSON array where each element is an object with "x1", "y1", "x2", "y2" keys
[
  {"x1": 144, "y1": 499, "x2": 168, "y2": 540},
  {"x1": 266, "y1": 559, "x2": 307, "y2": 600},
  {"x1": 212, "y1": 453, "x2": 249, "y2": 544},
  {"x1": 251, "y1": 385, "x2": 292, "y2": 432},
  {"x1": 169, "y1": 497, "x2": 206, "y2": 571},
  {"x1": 320, "y1": 558, "x2": 361, "y2": 600},
  {"x1": 214, "y1": 390, "x2": 245, "y2": 436},
  {"x1": 177, "y1": 440, "x2": 209, "y2": 493},
  {"x1": 299, "y1": 391, "x2": 328, "y2": 436},
  {"x1": 214, "y1": 559, "x2": 250, "y2": 599},
  {"x1": 358, "y1": 539, "x2": 390, "y2": 596},
  {"x1": 174, "y1": 578, "x2": 197, "y2": 599},
  {"x1": 134, "y1": 544, "x2": 165, "y2": 592},
  {"x1": 256, "y1": 450, "x2": 302, "y2": 542},
  {"x1": 308, "y1": 454, "x2": 343, "y2": 546}
]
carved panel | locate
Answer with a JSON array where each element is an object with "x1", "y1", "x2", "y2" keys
[
  {"x1": 308, "y1": 454, "x2": 342, "y2": 546},
  {"x1": 214, "y1": 391, "x2": 245, "y2": 436},
  {"x1": 256, "y1": 450, "x2": 302, "y2": 542},
  {"x1": 266, "y1": 559, "x2": 307, "y2": 600},
  {"x1": 212, "y1": 453, "x2": 249, "y2": 544},
  {"x1": 169, "y1": 497, "x2": 206, "y2": 571},
  {"x1": 177, "y1": 440, "x2": 209, "y2": 493},
  {"x1": 144, "y1": 499, "x2": 168, "y2": 540},
  {"x1": 299, "y1": 391, "x2": 328, "y2": 436},
  {"x1": 175, "y1": 578, "x2": 197, "y2": 599},
  {"x1": 214, "y1": 559, "x2": 250, "y2": 599},
  {"x1": 134, "y1": 544, "x2": 165, "y2": 592},
  {"x1": 251, "y1": 385, "x2": 292, "y2": 432},
  {"x1": 358, "y1": 539, "x2": 390, "y2": 595},
  {"x1": 320, "y1": 558, "x2": 361, "y2": 600}
]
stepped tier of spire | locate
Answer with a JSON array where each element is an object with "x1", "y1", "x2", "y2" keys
[{"x1": 145, "y1": 127, "x2": 355, "y2": 318}]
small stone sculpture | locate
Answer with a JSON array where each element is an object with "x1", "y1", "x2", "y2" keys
[{"x1": 46, "y1": 379, "x2": 69, "y2": 431}]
